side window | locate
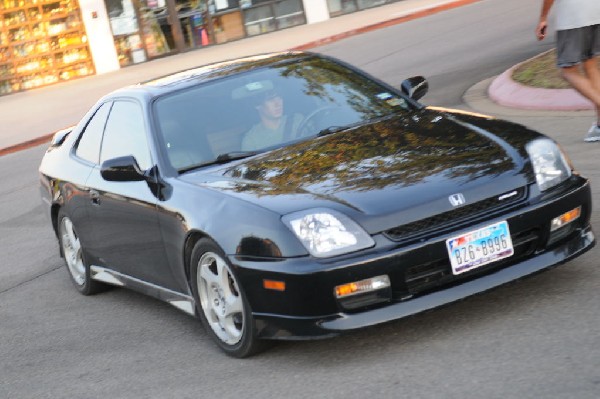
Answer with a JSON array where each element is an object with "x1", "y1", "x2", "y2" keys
[
  {"x1": 100, "y1": 100, "x2": 152, "y2": 171},
  {"x1": 75, "y1": 102, "x2": 111, "y2": 164}
]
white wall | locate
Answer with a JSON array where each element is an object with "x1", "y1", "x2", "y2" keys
[
  {"x1": 303, "y1": 0, "x2": 330, "y2": 24},
  {"x1": 79, "y1": 0, "x2": 120, "y2": 74}
]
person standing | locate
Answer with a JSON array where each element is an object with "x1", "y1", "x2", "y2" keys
[{"x1": 536, "y1": 0, "x2": 600, "y2": 142}]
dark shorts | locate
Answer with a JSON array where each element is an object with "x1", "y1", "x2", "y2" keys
[{"x1": 556, "y1": 24, "x2": 600, "y2": 67}]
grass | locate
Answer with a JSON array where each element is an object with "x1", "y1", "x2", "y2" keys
[{"x1": 512, "y1": 49, "x2": 600, "y2": 89}]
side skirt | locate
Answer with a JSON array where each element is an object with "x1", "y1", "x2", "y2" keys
[{"x1": 90, "y1": 265, "x2": 196, "y2": 316}]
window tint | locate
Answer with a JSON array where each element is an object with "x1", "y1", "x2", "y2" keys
[
  {"x1": 100, "y1": 100, "x2": 152, "y2": 171},
  {"x1": 75, "y1": 102, "x2": 111, "y2": 164}
]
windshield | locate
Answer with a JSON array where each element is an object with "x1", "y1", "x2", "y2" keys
[{"x1": 154, "y1": 56, "x2": 411, "y2": 171}]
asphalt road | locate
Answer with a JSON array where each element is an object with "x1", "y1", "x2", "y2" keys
[{"x1": 2, "y1": 0, "x2": 599, "y2": 398}]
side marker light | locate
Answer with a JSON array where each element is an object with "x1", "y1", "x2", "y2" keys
[
  {"x1": 263, "y1": 279, "x2": 286, "y2": 291},
  {"x1": 550, "y1": 207, "x2": 581, "y2": 232}
]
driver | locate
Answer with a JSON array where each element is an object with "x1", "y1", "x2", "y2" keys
[{"x1": 241, "y1": 89, "x2": 303, "y2": 151}]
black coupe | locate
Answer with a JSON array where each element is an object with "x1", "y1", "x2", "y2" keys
[{"x1": 39, "y1": 51, "x2": 595, "y2": 357}]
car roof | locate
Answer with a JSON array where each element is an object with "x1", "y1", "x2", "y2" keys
[{"x1": 110, "y1": 51, "x2": 315, "y2": 100}]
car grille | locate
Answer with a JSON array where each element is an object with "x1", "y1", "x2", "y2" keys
[
  {"x1": 383, "y1": 187, "x2": 528, "y2": 244},
  {"x1": 402, "y1": 226, "x2": 541, "y2": 295}
]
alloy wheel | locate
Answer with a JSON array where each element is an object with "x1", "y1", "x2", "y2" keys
[
  {"x1": 60, "y1": 217, "x2": 86, "y2": 286},
  {"x1": 196, "y1": 251, "x2": 245, "y2": 345}
]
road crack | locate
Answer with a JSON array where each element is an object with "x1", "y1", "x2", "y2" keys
[{"x1": 0, "y1": 264, "x2": 62, "y2": 296}]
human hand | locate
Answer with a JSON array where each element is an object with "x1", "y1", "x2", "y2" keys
[{"x1": 536, "y1": 21, "x2": 547, "y2": 41}]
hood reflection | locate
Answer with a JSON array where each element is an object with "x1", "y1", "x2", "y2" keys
[{"x1": 223, "y1": 112, "x2": 515, "y2": 197}]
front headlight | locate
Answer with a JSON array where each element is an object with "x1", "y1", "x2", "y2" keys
[
  {"x1": 282, "y1": 209, "x2": 375, "y2": 258},
  {"x1": 526, "y1": 138, "x2": 572, "y2": 191}
]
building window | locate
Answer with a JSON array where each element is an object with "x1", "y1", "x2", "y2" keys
[
  {"x1": 243, "y1": 0, "x2": 304, "y2": 37},
  {"x1": 327, "y1": 0, "x2": 357, "y2": 17},
  {"x1": 105, "y1": 0, "x2": 146, "y2": 66},
  {"x1": 328, "y1": 0, "x2": 394, "y2": 17},
  {"x1": 243, "y1": 3, "x2": 275, "y2": 36},
  {"x1": 274, "y1": 0, "x2": 303, "y2": 29}
]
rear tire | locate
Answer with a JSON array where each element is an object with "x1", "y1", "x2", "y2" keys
[
  {"x1": 57, "y1": 209, "x2": 106, "y2": 295},
  {"x1": 190, "y1": 238, "x2": 265, "y2": 358}
]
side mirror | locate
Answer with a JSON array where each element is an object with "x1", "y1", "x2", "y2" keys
[
  {"x1": 100, "y1": 156, "x2": 146, "y2": 182},
  {"x1": 401, "y1": 76, "x2": 428, "y2": 101}
]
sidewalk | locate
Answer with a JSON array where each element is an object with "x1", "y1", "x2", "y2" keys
[{"x1": 0, "y1": 0, "x2": 591, "y2": 156}]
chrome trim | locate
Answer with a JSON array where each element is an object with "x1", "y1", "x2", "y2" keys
[
  {"x1": 498, "y1": 190, "x2": 518, "y2": 201},
  {"x1": 91, "y1": 267, "x2": 125, "y2": 286},
  {"x1": 90, "y1": 265, "x2": 196, "y2": 316}
]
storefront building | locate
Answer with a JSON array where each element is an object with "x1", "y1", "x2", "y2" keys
[
  {"x1": 0, "y1": 0, "x2": 398, "y2": 95},
  {"x1": 99, "y1": 0, "x2": 310, "y2": 68},
  {"x1": 0, "y1": 0, "x2": 96, "y2": 95}
]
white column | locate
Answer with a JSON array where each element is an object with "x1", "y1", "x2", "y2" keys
[
  {"x1": 302, "y1": 0, "x2": 330, "y2": 24},
  {"x1": 79, "y1": 0, "x2": 120, "y2": 74}
]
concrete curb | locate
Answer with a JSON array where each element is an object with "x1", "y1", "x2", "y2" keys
[
  {"x1": 488, "y1": 51, "x2": 594, "y2": 111},
  {"x1": 0, "y1": 133, "x2": 56, "y2": 158}
]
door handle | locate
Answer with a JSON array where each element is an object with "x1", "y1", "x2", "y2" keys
[{"x1": 90, "y1": 189, "x2": 100, "y2": 206}]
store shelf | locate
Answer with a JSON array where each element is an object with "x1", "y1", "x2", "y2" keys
[
  {"x1": 46, "y1": 12, "x2": 67, "y2": 19},
  {"x1": 0, "y1": 0, "x2": 63, "y2": 10},
  {"x1": 8, "y1": 37, "x2": 43, "y2": 46},
  {"x1": 47, "y1": 26, "x2": 81, "y2": 37},
  {"x1": 0, "y1": 0, "x2": 94, "y2": 95}
]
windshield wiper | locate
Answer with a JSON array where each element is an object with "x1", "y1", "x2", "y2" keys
[
  {"x1": 317, "y1": 126, "x2": 346, "y2": 137},
  {"x1": 214, "y1": 151, "x2": 259, "y2": 163},
  {"x1": 317, "y1": 114, "x2": 397, "y2": 137},
  {"x1": 178, "y1": 151, "x2": 259, "y2": 174}
]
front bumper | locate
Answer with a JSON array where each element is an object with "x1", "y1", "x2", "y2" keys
[
  {"x1": 254, "y1": 225, "x2": 593, "y2": 339},
  {"x1": 232, "y1": 179, "x2": 595, "y2": 340}
]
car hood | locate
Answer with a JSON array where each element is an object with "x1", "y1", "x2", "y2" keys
[{"x1": 179, "y1": 109, "x2": 536, "y2": 233}]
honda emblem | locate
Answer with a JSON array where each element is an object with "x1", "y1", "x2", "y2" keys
[{"x1": 449, "y1": 193, "x2": 466, "y2": 207}]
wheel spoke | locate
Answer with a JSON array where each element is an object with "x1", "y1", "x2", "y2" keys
[
  {"x1": 213, "y1": 255, "x2": 226, "y2": 277},
  {"x1": 216, "y1": 259, "x2": 231, "y2": 290},
  {"x1": 72, "y1": 237, "x2": 81, "y2": 254},
  {"x1": 208, "y1": 314, "x2": 230, "y2": 342},
  {"x1": 222, "y1": 314, "x2": 242, "y2": 340},
  {"x1": 207, "y1": 309, "x2": 220, "y2": 326},
  {"x1": 64, "y1": 219, "x2": 77, "y2": 246},
  {"x1": 224, "y1": 293, "x2": 243, "y2": 317},
  {"x1": 199, "y1": 260, "x2": 219, "y2": 287}
]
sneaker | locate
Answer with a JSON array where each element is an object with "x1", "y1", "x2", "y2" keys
[{"x1": 584, "y1": 125, "x2": 600, "y2": 142}]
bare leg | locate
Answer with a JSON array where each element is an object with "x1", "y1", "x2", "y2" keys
[
  {"x1": 561, "y1": 60, "x2": 600, "y2": 125},
  {"x1": 581, "y1": 57, "x2": 600, "y2": 125}
]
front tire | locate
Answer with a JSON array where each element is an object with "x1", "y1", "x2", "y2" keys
[
  {"x1": 57, "y1": 209, "x2": 106, "y2": 295},
  {"x1": 190, "y1": 238, "x2": 264, "y2": 357}
]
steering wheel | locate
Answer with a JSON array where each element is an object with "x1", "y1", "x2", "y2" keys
[{"x1": 296, "y1": 106, "x2": 338, "y2": 137}]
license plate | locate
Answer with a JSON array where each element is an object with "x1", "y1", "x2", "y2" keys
[{"x1": 446, "y1": 221, "x2": 514, "y2": 275}]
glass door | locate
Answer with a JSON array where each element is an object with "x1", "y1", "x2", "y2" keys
[{"x1": 139, "y1": 0, "x2": 172, "y2": 57}]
